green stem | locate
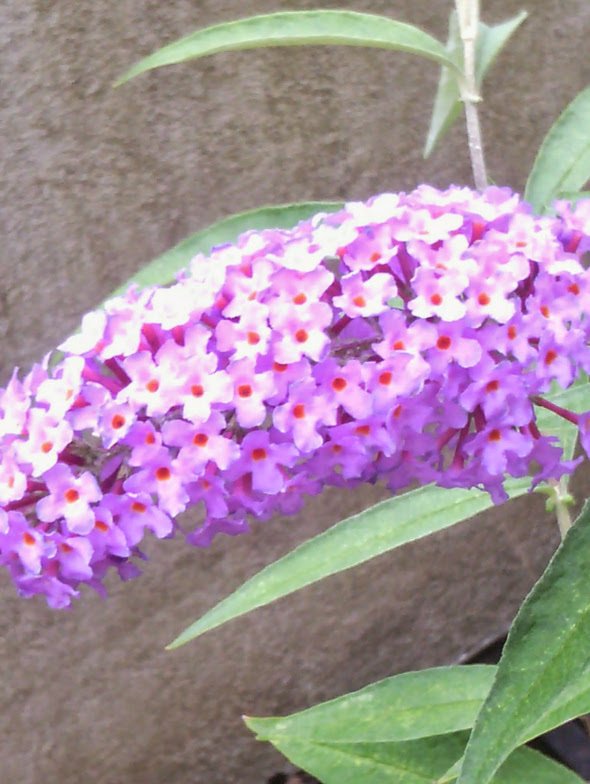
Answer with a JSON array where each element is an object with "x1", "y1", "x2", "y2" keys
[
  {"x1": 549, "y1": 477, "x2": 573, "y2": 538},
  {"x1": 454, "y1": 0, "x2": 488, "y2": 190}
]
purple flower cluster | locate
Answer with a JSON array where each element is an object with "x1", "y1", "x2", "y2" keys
[{"x1": 2, "y1": 184, "x2": 590, "y2": 607}]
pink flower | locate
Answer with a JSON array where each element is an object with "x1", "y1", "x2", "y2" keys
[
  {"x1": 3, "y1": 184, "x2": 590, "y2": 607},
  {"x1": 36, "y1": 464, "x2": 102, "y2": 535}
]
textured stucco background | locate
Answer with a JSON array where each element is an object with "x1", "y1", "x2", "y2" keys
[{"x1": 1, "y1": 1, "x2": 589, "y2": 782}]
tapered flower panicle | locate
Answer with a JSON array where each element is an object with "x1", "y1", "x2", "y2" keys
[{"x1": 3, "y1": 185, "x2": 590, "y2": 606}]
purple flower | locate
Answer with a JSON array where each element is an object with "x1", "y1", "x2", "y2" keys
[
  {"x1": 36, "y1": 464, "x2": 102, "y2": 534},
  {"x1": 3, "y1": 184, "x2": 590, "y2": 607}
]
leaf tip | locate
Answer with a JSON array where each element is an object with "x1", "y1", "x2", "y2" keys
[
  {"x1": 166, "y1": 618, "x2": 211, "y2": 649},
  {"x1": 112, "y1": 71, "x2": 131, "y2": 89},
  {"x1": 112, "y1": 65, "x2": 141, "y2": 88},
  {"x1": 423, "y1": 138, "x2": 435, "y2": 159},
  {"x1": 242, "y1": 715, "x2": 269, "y2": 740},
  {"x1": 165, "y1": 634, "x2": 187, "y2": 651}
]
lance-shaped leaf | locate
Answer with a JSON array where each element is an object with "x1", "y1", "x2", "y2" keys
[
  {"x1": 525, "y1": 85, "x2": 590, "y2": 213},
  {"x1": 436, "y1": 654, "x2": 590, "y2": 782},
  {"x1": 246, "y1": 666, "x2": 495, "y2": 744},
  {"x1": 250, "y1": 662, "x2": 590, "y2": 751},
  {"x1": 247, "y1": 662, "x2": 590, "y2": 784},
  {"x1": 110, "y1": 200, "x2": 343, "y2": 296},
  {"x1": 457, "y1": 501, "x2": 590, "y2": 784},
  {"x1": 474, "y1": 12, "x2": 528, "y2": 86},
  {"x1": 535, "y1": 379, "x2": 589, "y2": 460},
  {"x1": 424, "y1": 10, "x2": 527, "y2": 157},
  {"x1": 556, "y1": 190, "x2": 590, "y2": 205},
  {"x1": 115, "y1": 10, "x2": 456, "y2": 86},
  {"x1": 167, "y1": 477, "x2": 531, "y2": 648},
  {"x1": 167, "y1": 379, "x2": 584, "y2": 649},
  {"x1": 248, "y1": 734, "x2": 582, "y2": 784},
  {"x1": 247, "y1": 664, "x2": 585, "y2": 784},
  {"x1": 423, "y1": 12, "x2": 462, "y2": 159}
]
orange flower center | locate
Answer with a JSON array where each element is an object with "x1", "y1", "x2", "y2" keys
[{"x1": 111, "y1": 414, "x2": 126, "y2": 430}]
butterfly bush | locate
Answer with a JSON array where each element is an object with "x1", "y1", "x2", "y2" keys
[{"x1": 2, "y1": 184, "x2": 590, "y2": 608}]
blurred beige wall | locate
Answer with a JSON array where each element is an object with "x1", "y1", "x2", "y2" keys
[{"x1": 0, "y1": 1, "x2": 588, "y2": 782}]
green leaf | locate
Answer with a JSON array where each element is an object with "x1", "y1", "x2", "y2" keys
[
  {"x1": 424, "y1": 11, "x2": 527, "y2": 157},
  {"x1": 166, "y1": 377, "x2": 584, "y2": 651},
  {"x1": 246, "y1": 666, "x2": 495, "y2": 744},
  {"x1": 251, "y1": 734, "x2": 582, "y2": 784},
  {"x1": 423, "y1": 12, "x2": 462, "y2": 158},
  {"x1": 474, "y1": 12, "x2": 528, "y2": 86},
  {"x1": 248, "y1": 663, "x2": 584, "y2": 784},
  {"x1": 535, "y1": 380, "x2": 589, "y2": 460},
  {"x1": 438, "y1": 758, "x2": 464, "y2": 784},
  {"x1": 264, "y1": 733, "x2": 469, "y2": 784},
  {"x1": 493, "y1": 749, "x2": 584, "y2": 784},
  {"x1": 249, "y1": 662, "x2": 590, "y2": 751},
  {"x1": 167, "y1": 478, "x2": 530, "y2": 648},
  {"x1": 525, "y1": 86, "x2": 590, "y2": 213},
  {"x1": 438, "y1": 670, "x2": 590, "y2": 782},
  {"x1": 457, "y1": 500, "x2": 590, "y2": 784},
  {"x1": 387, "y1": 295, "x2": 405, "y2": 309},
  {"x1": 270, "y1": 732, "x2": 469, "y2": 784},
  {"x1": 247, "y1": 662, "x2": 590, "y2": 784},
  {"x1": 110, "y1": 201, "x2": 343, "y2": 296},
  {"x1": 556, "y1": 190, "x2": 590, "y2": 204},
  {"x1": 115, "y1": 10, "x2": 456, "y2": 86}
]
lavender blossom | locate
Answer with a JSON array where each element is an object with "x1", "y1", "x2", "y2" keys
[{"x1": 2, "y1": 184, "x2": 590, "y2": 607}]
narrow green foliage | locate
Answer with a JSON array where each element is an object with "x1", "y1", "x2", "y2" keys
[
  {"x1": 457, "y1": 501, "x2": 590, "y2": 784},
  {"x1": 423, "y1": 12, "x2": 462, "y2": 158},
  {"x1": 525, "y1": 85, "x2": 590, "y2": 212},
  {"x1": 556, "y1": 190, "x2": 590, "y2": 204},
  {"x1": 115, "y1": 10, "x2": 456, "y2": 86},
  {"x1": 259, "y1": 732, "x2": 469, "y2": 784},
  {"x1": 424, "y1": 11, "x2": 527, "y2": 157},
  {"x1": 245, "y1": 732, "x2": 581, "y2": 784},
  {"x1": 249, "y1": 663, "x2": 590, "y2": 752},
  {"x1": 248, "y1": 662, "x2": 590, "y2": 784},
  {"x1": 535, "y1": 380, "x2": 589, "y2": 460},
  {"x1": 245, "y1": 700, "x2": 582, "y2": 784},
  {"x1": 167, "y1": 478, "x2": 530, "y2": 649},
  {"x1": 438, "y1": 669, "x2": 590, "y2": 782},
  {"x1": 474, "y1": 12, "x2": 528, "y2": 85},
  {"x1": 246, "y1": 666, "x2": 495, "y2": 744},
  {"x1": 167, "y1": 381, "x2": 585, "y2": 650}
]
